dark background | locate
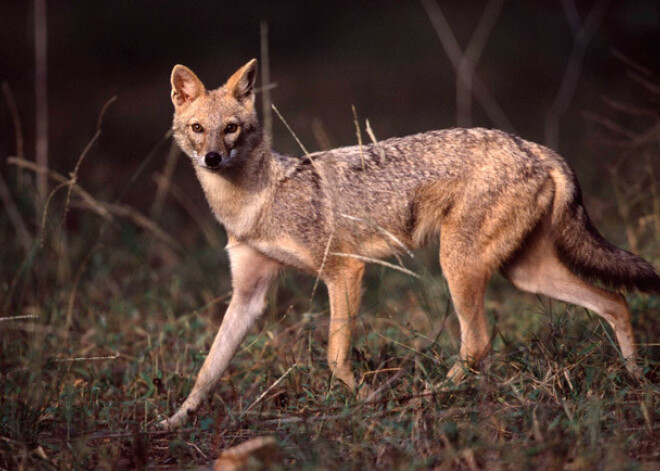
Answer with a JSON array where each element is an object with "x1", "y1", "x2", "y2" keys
[{"x1": 1, "y1": 0, "x2": 659, "y2": 226}]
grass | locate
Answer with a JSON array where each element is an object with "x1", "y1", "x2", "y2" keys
[{"x1": 2, "y1": 114, "x2": 660, "y2": 470}]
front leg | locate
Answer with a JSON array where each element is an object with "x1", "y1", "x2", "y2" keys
[
  {"x1": 325, "y1": 260, "x2": 365, "y2": 393},
  {"x1": 160, "y1": 241, "x2": 279, "y2": 430}
]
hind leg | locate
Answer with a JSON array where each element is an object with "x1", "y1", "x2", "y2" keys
[
  {"x1": 440, "y1": 237, "x2": 493, "y2": 383},
  {"x1": 502, "y1": 222, "x2": 640, "y2": 375}
]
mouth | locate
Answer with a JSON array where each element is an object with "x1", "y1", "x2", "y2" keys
[{"x1": 201, "y1": 149, "x2": 238, "y2": 171}]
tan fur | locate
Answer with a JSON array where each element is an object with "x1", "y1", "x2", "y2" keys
[{"x1": 159, "y1": 60, "x2": 660, "y2": 430}]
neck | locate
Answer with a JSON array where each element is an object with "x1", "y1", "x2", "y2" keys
[{"x1": 194, "y1": 140, "x2": 276, "y2": 240}]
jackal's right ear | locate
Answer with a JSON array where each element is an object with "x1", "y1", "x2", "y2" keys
[{"x1": 171, "y1": 65, "x2": 205, "y2": 109}]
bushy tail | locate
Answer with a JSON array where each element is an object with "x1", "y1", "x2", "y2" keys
[{"x1": 547, "y1": 161, "x2": 660, "y2": 294}]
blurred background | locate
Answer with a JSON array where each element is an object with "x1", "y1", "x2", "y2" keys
[
  {"x1": 2, "y1": 1, "x2": 659, "y2": 188},
  {"x1": 1, "y1": 0, "x2": 659, "y2": 297}
]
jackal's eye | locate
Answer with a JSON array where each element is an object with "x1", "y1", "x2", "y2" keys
[
  {"x1": 224, "y1": 123, "x2": 238, "y2": 134},
  {"x1": 191, "y1": 123, "x2": 204, "y2": 133}
]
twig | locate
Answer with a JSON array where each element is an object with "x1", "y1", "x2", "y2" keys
[
  {"x1": 40, "y1": 181, "x2": 70, "y2": 246},
  {"x1": 340, "y1": 213, "x2": 414, "y2": 259},
  {"x1": 243, "y1": 363, "x2": 297, "y2": 414},
  {"x1": 629, "y1": 71, "x2": 660, "y2": 95},
  {"x1": 544, "y1": 0, "x2": 611, "y2": 149},
  {"x1": 329, "y1": 252, "x2": 420, "y2": 279},
  {"x1": 0, "y1": 314, "x2": 39, "y2": 322},
  {"x1": 150, "y1": 141, "x2": 180, "y2": 219},
  {"x1": 612, "y1": 50, "x2": 655, "y2": 79},
  {"x1": 34, "y1": 97, "x2": 116, "y2": 248},
  {"x1": 420, "y1": 0, "x2": 515, "y2": 132},
  {"x1": 34, "y1": 0, "x2": 48, "y2": 210},
  {"x1": 310, "y1": 230, "x2": 334, "y2": 309},
  {"x1": 352, "y1": 105, "x2": 365, "y2": 170},
  {"x1": 561, "y1": 0, "x2": 582, "y2": 35},
  {"x1": 365, "y1": 119, "x2": 385, "y2": 163},
  {"x1": 600, "y1": 96, "x2": 656, "y2": 118},
  {"x1": 260, "y1": 21, "x2": 273, "y2": 146},
  {"x1": 73, "y1": 199, "x2": 181, "y2": 251},
  {"x1": 8, "y1": 157, "x2": 181, "y2": 250},
  {"x1": 65, "y1": 246, "x2": 98, "y2": 335},
  {"x1": 272, "y1": 104, "x2": 310, "y2": 156},
  {"x1": 362, "y1": 366, "x2": 407, "y2": 403},
  {"x1": 582, "y1": 111, "x2": 636, "y2": 140},
  {"x1": 8, "y1": 157, "x2": 112, "y2": 220},
  {"x1": 0, "y1": 173, "x2": 32, "y2": 255},
  {"x1": 457, "y1": 0, "x2": 505, "y2": 126},
  {"x1": 2, "y1": 82, "x2": 26, "y2": 187},
  {"x1": 115, "y1": 130, "x2": 172, "y2": 203},
  {"x1": 53, "y1": 351, "x2": 120, "y2": 363},
  {"x1": 63, "y1": 96, "x2": 116, "y2": 223},
  {"x1": 312, "y1": 118, "x2": 332, "y2": 150}
]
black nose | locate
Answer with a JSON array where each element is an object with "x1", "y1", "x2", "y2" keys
[{"x1": 205, "y1": 152, "x2": 222, "y2": 168}]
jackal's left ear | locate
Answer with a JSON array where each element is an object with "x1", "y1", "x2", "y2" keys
[
  {"x1": 226, "y1": 59, "x2": 258, "y2": 106},
  {"x1": 171, "y1": 65, "x2": 205, "y2": 109}
]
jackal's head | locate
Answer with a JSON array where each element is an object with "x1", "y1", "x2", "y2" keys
[{"x1": 170, "y1": 60, "x2": 261, "y2": 172}]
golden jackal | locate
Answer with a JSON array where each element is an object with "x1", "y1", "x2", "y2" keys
[{"x1": 160, "y1": 59, "x2": 660, "y2": 429}]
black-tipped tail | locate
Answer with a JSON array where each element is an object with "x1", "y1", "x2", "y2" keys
[{"x1": 551, "y1": 171, "x2": 660, "y2": 294}]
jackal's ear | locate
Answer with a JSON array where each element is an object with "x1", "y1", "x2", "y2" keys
[
  {"x1": 226, "y1": 59, "x2": 258, "y2": 106},
  {"x1": 171, "y1": 65, "x2": 205, "y2": 109}
]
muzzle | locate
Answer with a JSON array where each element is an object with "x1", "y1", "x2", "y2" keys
[{"x1": 204, "y1": 150, "x2": 237, "y2": 170}]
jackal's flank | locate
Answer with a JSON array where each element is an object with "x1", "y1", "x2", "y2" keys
[{"x1": 160, "y1": 59, "x2": 660, "y2": 430}]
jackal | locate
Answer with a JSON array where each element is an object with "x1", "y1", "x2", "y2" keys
[{"x1": 160, "y1": 59, "x2": 660, "y2": 429}]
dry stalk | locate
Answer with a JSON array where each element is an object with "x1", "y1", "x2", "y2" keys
[
  {"x1": 260, "y1": 21, "x2": 273, "y2": 146},
  {"x1": 311, "y1": 118, "x2": 332, "y2": 150},
  {"x1": 352, "y1": 105, "x2": 365, "y2": 170},
  {"x1": 150, "y1": 141, "x2": 181, "y2": 219},
  {"x1": 65, "y1": 246, "x2": 98, "y2": 336},
  {"x1": 329, "y1": 252, "x2": 420, "y2": 279},
  {"x1": 2, "y1": 82, "x2": 27, "y2": 188},
  {"x1": 8, "y1": 157, "x2": 112, "y2": 220},
  {"x1": 340, "y1": 213, "x2": 414, "y2": 259},
  {"x1": 272, "y1": 104, "x2": 310, "y2": 156},
  {"x1": 34, "y1": 0, "x2": 48, "y2": 209},
  {"x1": 8, "y1": 157, "x2": 181, "y2": 250},
  {"x1": 40, "y1": 181, "x2": 71, "y2": 246},
  {"x1": 243, "y1": 363, "x2": 297, "y2": 414},
  {"x1": 61, "y1": 96, "x2": 117, "y2": 225},
  {"x1": 64, "y1": 96, "x2": 116, "y2": 223},
  {"x1": 544, "y1": 0, "x2": 610, "y2": 149},
  {"x1": 420, "y1": 0, "x2": 514, "y2": 132},
  {"x1": 0, "y1": 173, "x2": 32, "y2": 255},
  {"x1": 310, "y1": 230, "x2": 334, "y2": 309},
  {"x1": 1, "y1": 83, "x2": 32, "y2": 254},
  {"x1": 53, "y1": 351, "x2": 120, "y2": 363},
  {"x1": 0, "y1": 314, "x2": 39, "y2": 322},
  {"x1": 459, "y1": 0, "x2": 504, "y2": 126},
  {"x1": 365, "y1": 119, "x2": 385, "y2": 163}
]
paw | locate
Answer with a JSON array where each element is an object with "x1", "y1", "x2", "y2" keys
[
  {"x1": 445, "y1": 362, "x2": 468, "y2": 385},
  {"x1": 158, "y1": 407, "x2": 195, "y2": 431},
  {"x1": 625, "y1": 359, "x2": 644, "y2": 380}
]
